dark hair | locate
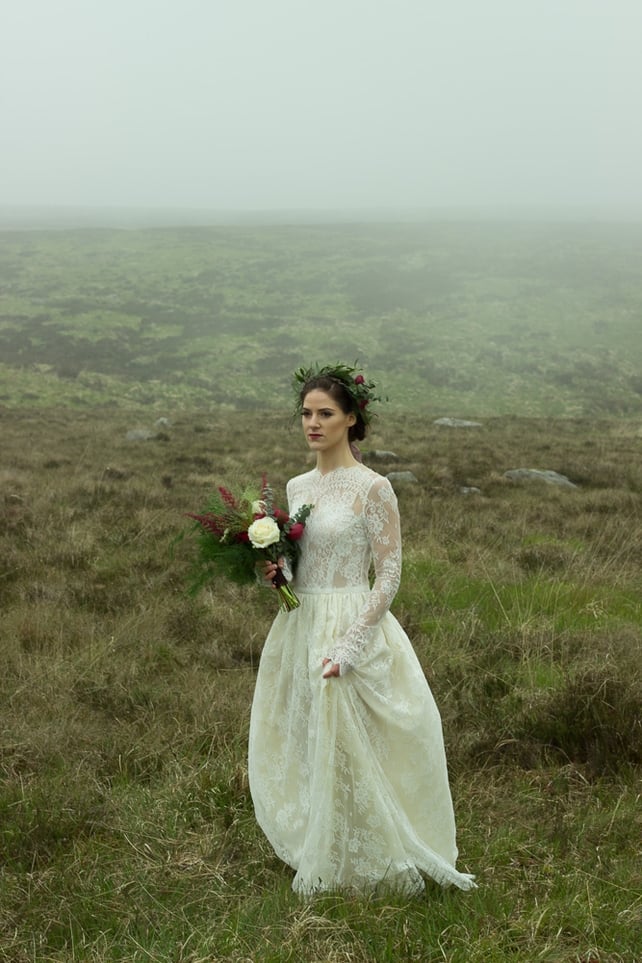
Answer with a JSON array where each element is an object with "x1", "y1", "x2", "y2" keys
[{"x1": 300, "y1": 375, "x2": 368, "y2": 443}]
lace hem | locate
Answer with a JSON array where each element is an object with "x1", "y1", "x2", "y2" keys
[{"x1": 292, "y1": 861, "x2": 477, "y2": 896}]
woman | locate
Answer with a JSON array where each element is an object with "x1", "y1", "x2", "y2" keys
[{"x1": 248, "y1": 363, "x2": 475, "y2": 895}]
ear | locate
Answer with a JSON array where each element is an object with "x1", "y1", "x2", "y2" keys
[{"x1": 347, "y1": 412, "x2": 356, "y2": 427}]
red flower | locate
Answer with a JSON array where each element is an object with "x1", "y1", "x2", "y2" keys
[
  {"x1": 218, "y1": 486, "x2": 237, "y2": 508},
  {"x1": 273, "y1": 508, "x2": 290, "y2": 524},
  {"x1": 186, "y1": 512, "x2": 226, "y2": 537},
  {"x1": 287, "y1": 522, "x2": 305, "y2": 541},
  {"x1": 236, "y1": 531, "x2": 249, "y2": 542},
  {"x1": 354, "y1": 374, "x2": 365, "y2": 385},
  {"x1": 359, "y1": 399, "x2": 369, "y2": 409}
]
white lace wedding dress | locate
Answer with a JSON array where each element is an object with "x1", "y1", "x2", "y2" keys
[{"x1": 248, "y1": 464, "x2": 475, "y2": 895}]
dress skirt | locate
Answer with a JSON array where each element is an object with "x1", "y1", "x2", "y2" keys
[{"x1": 248, "y1": 587, "x2": 476, "y2": 895}]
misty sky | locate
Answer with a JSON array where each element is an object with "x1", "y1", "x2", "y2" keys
[{"x1": 2, "y1": 0, "x2": 641, "y2": 212}]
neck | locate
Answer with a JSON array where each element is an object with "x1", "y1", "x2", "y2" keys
[{"x1": 315, "y1": 444, "x2": 360, "y2": 476}]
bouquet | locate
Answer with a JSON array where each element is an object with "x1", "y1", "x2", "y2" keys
[{"x1": 184, "y1": 477, "x2": 312, "y2": 611}]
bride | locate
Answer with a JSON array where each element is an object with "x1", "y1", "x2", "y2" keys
[{"x1": 248, "y1": 363, "x2": 476, "y2": 895}]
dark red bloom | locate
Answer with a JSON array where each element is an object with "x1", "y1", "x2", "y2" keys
[
  {"x1": 354, "y1": 374, "x2": 365, "y2": 385},
  {"x1": 359, "y1": 399, "x2": 369, "y2": 409},
  {"x1": 236, "y1": 531, "x2": 249, "y2": 542},
  {"x1": 186, "y1": 512, "x2": 226, "y2": 537},
  {"x1": 273, "y1": 508, "x2": 290, "y2": 524},
  {"x1": 218, "y1": 486, "x2": 237, "y2": 508},
  {"x1": 287, "y1": 522, "x2": 305, "y2": 541}
]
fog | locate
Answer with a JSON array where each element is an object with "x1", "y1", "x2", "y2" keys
[{"x1": 2, "y1": 0, "x2": 641, "y2": 215}]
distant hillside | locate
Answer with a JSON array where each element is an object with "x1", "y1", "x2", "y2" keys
[{"x1": 1, "y1": 221, "x2": 641, "y2": 416}]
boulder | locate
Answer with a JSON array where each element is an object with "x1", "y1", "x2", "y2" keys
[
  {"x1": 386, "y1": 471, "x2": 419, "y2": 486},
  {"x1": 126, "y1": 428, "x2": 156, "y2": 441},
  {"x1": 365, "y1": 450, "x2": 399, "y2": 462},
  {"x1": 434, "y1": 417, "x2": 483, "y2": 428},
  {"x1": 504, "y1": 469, "x2": 578, "y2": 489}
]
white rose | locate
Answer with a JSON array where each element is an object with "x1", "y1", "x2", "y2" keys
[{"x1": 247, "y1": 516, "x2": 281, "y2": 549}]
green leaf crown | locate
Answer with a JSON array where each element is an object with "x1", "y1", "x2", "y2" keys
[{"x1": 292, "y1": 362, "x2": 382, "y2": 426}]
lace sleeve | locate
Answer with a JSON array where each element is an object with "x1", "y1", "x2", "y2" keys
[{"x1": 328, "y1": 477, "x2": 402, "y2": 674}]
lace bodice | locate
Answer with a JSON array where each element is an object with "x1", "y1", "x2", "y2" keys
[{"x1": 286, "y1": 465, "x2": 402, "y2": 672}]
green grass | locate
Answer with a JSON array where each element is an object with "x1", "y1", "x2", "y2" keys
[
  {"x1": 1, "y1": 221, "x2": 642, "y2": 416},
  {"x1": 0, "y1": 407, "x2": 640, "y2": 961}
]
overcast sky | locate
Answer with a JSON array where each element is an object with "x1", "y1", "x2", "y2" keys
[{"x1": 2, "y1": 0, "x2": 640, "y2": 212}]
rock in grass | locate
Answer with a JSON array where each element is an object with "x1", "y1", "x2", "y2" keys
[
  {"x1": 504, "y1": 469, "x2": 578, "y2": 488},
  {"x1": 126, "y1": 428, "x2": 156, "y2": 441},
  {"x1": 434, "y1": 417, "x2": 483, "y2": 428},
  {"x1": 386, "y1": 471, "x2": 419, "y2": 486},
  {"x1": 365, "y1": 450, "x2": 399, "y2": 462}
]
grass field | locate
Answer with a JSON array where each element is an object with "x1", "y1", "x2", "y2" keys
[
  {"x1": 1, "y1": 221, "x2": 640, "y2": 960},
  {"x1": 1, "y1": 221, "x2": 642, "y2": 416},
  {"x1": 1, "y1": 402, "x2": 640, "y2": 962}
]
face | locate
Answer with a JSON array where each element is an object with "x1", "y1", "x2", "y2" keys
[{"x1": 301, "y1": 389, "x2": 356, "y2": 455}]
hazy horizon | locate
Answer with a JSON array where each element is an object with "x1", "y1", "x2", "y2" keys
[
  {"x1": 3, "y1": 1, "x2": 641, "y2": 215},
  {"x1": 3, "y1": 203, "x2": 641, "y2": 233}
]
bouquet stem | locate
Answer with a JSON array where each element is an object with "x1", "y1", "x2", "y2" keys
[{"x1": 273, "y1": 568, "x2": 300, "y2": 612}]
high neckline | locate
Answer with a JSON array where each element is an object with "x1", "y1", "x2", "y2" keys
[{"x1": 314, "y1": 464, "x2": 369, "y2": 478}]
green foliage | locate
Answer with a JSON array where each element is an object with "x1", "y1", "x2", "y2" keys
[
  {"x1": 179, "y1": 481, "x2": 312, "y2": 597},
  {"x1": 2, "y1": 221, "x2": 642, "y2": 416}
]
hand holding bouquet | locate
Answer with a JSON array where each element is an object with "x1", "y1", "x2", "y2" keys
[{"x1": 184, "y1": 478, "x2": 312, "y2": 611}]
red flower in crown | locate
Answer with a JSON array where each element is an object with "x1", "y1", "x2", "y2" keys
[{"x1": 354, "y1": 374, "x2": 365, "y2": 385}]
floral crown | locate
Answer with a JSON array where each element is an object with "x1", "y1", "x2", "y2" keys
[{"x1": 292, "y1": 362, "x2": 381, "y2": 426}]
